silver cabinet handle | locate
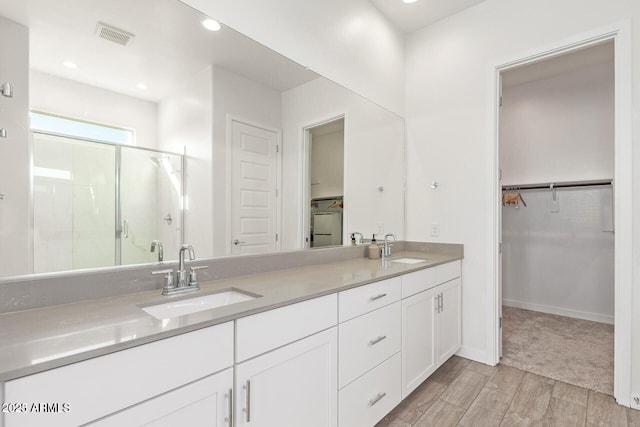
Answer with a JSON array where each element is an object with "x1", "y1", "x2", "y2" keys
[
  {"x1": 243, "y1": 380, "x2": 251, "y2": 422},
  {"x1": 440, "y1": 293, "x2": 444, "y2": 312},
  {"x1": 370, "y1": 293, "x2": 387, "y2": 301},
  {"x1": 233, "y1": 239, "x2": 246, "y2": 246},
  {"x1": 224, "y1": 388, "x2": 233, "y2": 426},
  {"x1": 369, "y1": 392, "x2": 387, "y2": 407},
  {"x1": 122, "y1": 219, "x2": 129, "y2": 238},
  {"x1": 369, "y1": 335, "x2": 387, "y2": 346}
]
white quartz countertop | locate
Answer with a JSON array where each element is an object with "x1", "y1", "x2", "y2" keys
[{"x1": 0, "y1": 251, "x2": 461, "y2": 382}]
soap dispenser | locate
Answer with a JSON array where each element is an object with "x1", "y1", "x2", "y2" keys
[
  {"x1": 368, "y1": 234, "x2": 380, "y2": 260},
  {"x1": 351, "y1": 233, "x2": 356, "y2": 246}
]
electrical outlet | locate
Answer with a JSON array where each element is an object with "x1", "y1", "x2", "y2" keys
[
  {"x1": 430, "y1": 223, "x2": 440, "y2": 237},
  {"x1": 377, "y1": 222, "x2": 384, "y2": 233}
]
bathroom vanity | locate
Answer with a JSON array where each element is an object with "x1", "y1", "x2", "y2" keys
[{"x1": 0, "y1": 244, "x2": 462, "y2": 427}]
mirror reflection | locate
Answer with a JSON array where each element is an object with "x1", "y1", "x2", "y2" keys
[
  {"x1": 31, "y1": 112, "x2": 184, "y2": 273},
  {"x1": 0, "y1": 0, "x2": 405, "y2": 277}
]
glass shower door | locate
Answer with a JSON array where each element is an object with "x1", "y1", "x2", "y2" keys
[
  {"x1": 119, "y1": 148, "x2": 183, "y2": 265},
  {"x1": 32, "y1": 132, "x2": 116, "y2": 273}
]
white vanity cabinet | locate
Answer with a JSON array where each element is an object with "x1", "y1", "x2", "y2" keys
[
  {"x1": 1, "y1": 258, "x2": 463, "y2": 427},
  {"x1": 337, "y1": 277, "x2": 402, "y2": 427},
  {"x1": 401, "y1": 261, "x2": 461, "y2": 398},
  {"x1": 234, "y1": 294, "x2": 338, "y2": 427},
  {"x1": 3, "y1": 322, "x2": 234, "y2": 427}
]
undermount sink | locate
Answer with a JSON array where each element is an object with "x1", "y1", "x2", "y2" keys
[
  {"x1": 391, "y1": 257, "x2": 428, "y2": 264},
  {"x1": 140, "y1": 288, "x2": 261, "y2": 320}
]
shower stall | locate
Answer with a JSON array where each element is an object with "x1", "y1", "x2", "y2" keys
[{"x1": 31, "y1": 130, "x2": 184, "y2": 273}]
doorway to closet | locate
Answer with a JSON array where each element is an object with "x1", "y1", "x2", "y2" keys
[
  {"x1": 498, "y1": 40, "x2": 615, "y2": 395},
  {"x1": 303, "y1": 117, "x2": 345, "y2": 249}
]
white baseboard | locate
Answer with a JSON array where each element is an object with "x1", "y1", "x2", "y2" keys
[
  {"x1": 456, "y1": 346, "x2": 488, "y2": 365},
  {"x1": 502, "y1": 299, "x2": 614, "y2": 325}
]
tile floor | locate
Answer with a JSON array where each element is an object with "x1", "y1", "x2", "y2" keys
[{"x1": 376, "y1": 356, "x2": 640, "y2": 427}]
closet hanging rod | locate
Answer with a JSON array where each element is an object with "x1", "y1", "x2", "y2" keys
[{"x1": 501, "y1": 179, "x2": 612, "y2": 191}]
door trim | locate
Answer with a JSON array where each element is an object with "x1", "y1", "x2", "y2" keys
[
  {"x1": 487, "y1": 21, "x2": 633, "y2": 406},
  {"x1": 226, "y1": 115, "x2": 282, "y2": 255}
]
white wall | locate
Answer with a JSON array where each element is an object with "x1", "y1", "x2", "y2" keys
[
  {"x1": 211, "y1": 66, "x2": 282, "y2": 257},
  {"x1": 310, "y1": 129, "x2": 344, "y2": 199},
  {"x1": 282, "y1": 78, "x2": 405, "y2": 249},
  {"x1": 0, "y1": 17, "x2": 30, "y2": 276},
  {"x1": 158, "y1": 66, "x2": 214, "y2": 259},
  {"x1": 502, "y1": 187, "x2": 614, "y2": 323},
  {"x1": 500, "y1": 62, "x2": 614, "y2": 185},
  {"x1": 30, "y1": 71, "x2": 158, "y2": 149},
  {"x1": 404, "y1": 0, "x2": 640, "y2": 406},
  {"x1": 179, "y1": 0, "x2": 405, "y2": 116}
]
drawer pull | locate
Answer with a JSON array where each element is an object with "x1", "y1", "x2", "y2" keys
[
  {"x1": 243, "y1": 380, "x2": 251, "y2": 422},
  {"x1": 224, "y1": 388, "x2": 233, "y2": 426},
  {"x1": 369, "y1": 335, "x2": 387, "y2": 346},
  {"x1": 369, "y1": 392, "x2": 387, "y2": 407},
  {"x1": 370, "y1": 293, "x2": 387, "y2": 301}
]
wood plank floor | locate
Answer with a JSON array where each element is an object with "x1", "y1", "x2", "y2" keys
[{"x1": 376, "y1": 356, "x2": 640, "y2": 427}]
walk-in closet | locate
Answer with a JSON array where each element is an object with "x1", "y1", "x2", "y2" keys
[{"x1": 499, "y1": 40, "x2": 615, "y2": 395}]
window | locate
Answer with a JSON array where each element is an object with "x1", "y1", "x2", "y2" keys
[{"x1": 30, "y1": 112, "x2": 134, "y2": 145}]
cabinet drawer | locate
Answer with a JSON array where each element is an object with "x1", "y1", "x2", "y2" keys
[
  {"x1": 401, "y1": 268, "x2": 437, "y2": 298},
  {"x1": 401, "y1": 261, "x2": 461, "y2": 298},
  {"x1": 236, "y1": 294, "x2": 337, "y2": 362},
  {"x1": 4, "y1": 322, "x2": 233, "y2": 427},
  {"x1": 339, "y1": 277, "x2": 401, "y2": 322},
  {"x1": 436, "y1": 260, "x2": 461, "y2": 284},
  {"x1": 339, "y1": 301, "x2": 401, "y2": 388},
  {"x1": 338, "y1": 352, "x2": 401, "y2": 427}
]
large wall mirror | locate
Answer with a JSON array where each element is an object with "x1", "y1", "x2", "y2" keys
[{"x1": 0, "y1": 0, "x2": 405, "y2": 278}]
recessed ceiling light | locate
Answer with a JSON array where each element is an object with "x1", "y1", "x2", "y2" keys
[
  {"x1": 202, "y1": 18, "x2": 221, "y2": 32},
  {"x1": 63, "y1": 60, "x2": 78, "y2": 69},
  {"x1": 403, "y1": 0, "x2": 418, "y2": 3},
  {"x1": 136, "y1": 83, "x2": 148, "y2": 90}
]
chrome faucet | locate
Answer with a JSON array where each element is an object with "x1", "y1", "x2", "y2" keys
[
  {"x1": 150, "y1": 240, "x2": 163, "y2": 262},
  {"x1": 177, "y1": 244, "x2": 195, "y2": 287},
  {"x1": 382, "y1": 233, "x2": 397, "y2": 258},
  {"x1": 151, "y1": 244, "x2": 208, "y2": 296}
]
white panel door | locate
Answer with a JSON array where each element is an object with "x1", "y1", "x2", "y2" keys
[
  {"x1": 436, "y1": 278, "x2": 462, "y2": 366},
  {"x1": 234, "y1": 328, "x2": 338, "y2": 427},
  {"x1": 401, "y1": 287, "x2": 438, "y2": 399},
  {"x1": 231, "y1": 120, "x2": 279, "y2": 255},
  {"x1": 88, "y1": 369, "x2": 233, "y2": 427}
]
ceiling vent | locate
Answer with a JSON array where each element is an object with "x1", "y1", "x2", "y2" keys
[{"x1": 95, "y1": 22, "x2": 135, "y2": 46}]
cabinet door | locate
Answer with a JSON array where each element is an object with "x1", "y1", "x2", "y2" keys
[
  {"x1": 89, "y1": 368, "x2": 233, "y2": 427},
  {"x1": 436, "y1": 278, "x2": 462, "y2": 366},
  {"x1": 235, "y1": 327, "x2": 338, "y2": 427},
  {"x1": 401, "y1": 287, "x2": 438, "y2": 399}
]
